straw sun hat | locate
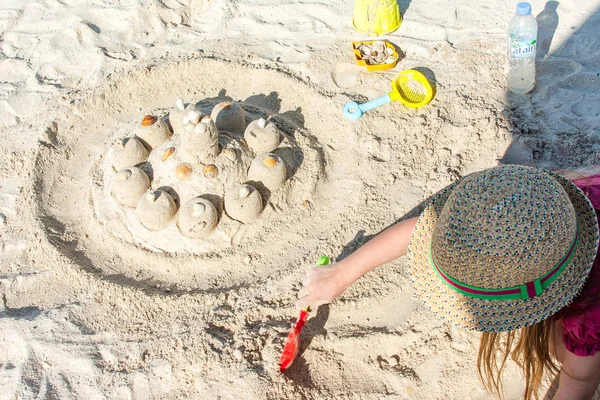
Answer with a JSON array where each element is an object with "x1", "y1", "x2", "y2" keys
[{"x1": 407, "y1": 165, "x2": 599, "y2": 332}]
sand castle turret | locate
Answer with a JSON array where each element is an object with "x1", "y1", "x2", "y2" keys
[
  {"x1": 247, "y1": 153, "x2": 287, "y2": 192},
  {"x1": 178, "y1": 197, "x2": 219, "y2": 239},
  {"x1": 109, "y1": 137, "x2": 149, "y2": 171},
  {"x1": 169, "y1": 99, "x2": 203, "y2": 136},
  {"x1": 244, "y1": 118, "x2": 281, "y2": 154},
  {"x1": 110, "y1": 167, "x2": 150, "y2": 208},
  {"x1": 211, "y1": 101, "x2": 246, "y2": 133},
  {"x1": 135, "y1": 115, "x2": 172, "y2": 150},
  {"x1": 224, "y1": 184, "x2": 263, "y2": 224},
  {"x1": 181, "y1": 116, "x2": 220, "y2": 164},
  {"x1": 137, "y1": 189, "x2": 177, "y2": 231}
]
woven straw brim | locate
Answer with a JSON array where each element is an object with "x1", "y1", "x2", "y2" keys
[{"x1": 407, "y1": 171, "x2": 599, "y2": 332}]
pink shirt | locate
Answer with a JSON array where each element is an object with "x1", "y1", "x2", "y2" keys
[{"x1": 560, "y1": 175, "x2": 600, "y2": 356}]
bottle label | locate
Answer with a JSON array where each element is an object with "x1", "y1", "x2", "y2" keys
[{"x1": 511, "y1": 39, "x2": 537, "y2": 57}]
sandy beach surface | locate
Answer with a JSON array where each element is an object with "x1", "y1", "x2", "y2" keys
[{"x1": 1, "y1": 0, "x2": 600, "y2": 398}]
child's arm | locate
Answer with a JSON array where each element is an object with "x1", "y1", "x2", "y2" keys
[
  {"x1": 297, "y1": 217, "x2": 418, "y2": 310},
  {"x1": 555, "y1": 350, "x2": 600, "y2": 400}
]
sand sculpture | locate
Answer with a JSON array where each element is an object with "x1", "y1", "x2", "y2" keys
[
  {"x1": 110, "y1": 167, "x2": 151, "y2": 208},
  {"x1": 210, "y1": 101, "x2": 246, "y2": 133},
  {"x1": 135, "y1": 115, "x2": 172, "y2": 149},
  {"x1": 103, "y1": 97, "x2": 291, "y2": 243},
  {"x1": 244, "y1": 117, "x2": 281, "y2": 154},
  {"x1": 248, "y1": 153, "x2": 287, "y2": 191},
  {"x1": 137, "y1": 189, "x2": 178, "y2": 231},
  {"x1": 109, "y1": 137, "x2": 149, "y2": 171},
  {"x1": 178, "y1": 197, "x2": 219, "y2": 239},
  {"x1": 224, "y1": 184, "x2": 263, "y2": 224}
]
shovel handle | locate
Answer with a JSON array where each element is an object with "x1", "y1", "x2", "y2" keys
[{"x1": 343, "y1": 94, "x2": 392, "y2": 120}]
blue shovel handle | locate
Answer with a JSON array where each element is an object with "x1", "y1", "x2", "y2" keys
[{"x1": 343, "y1": 94, "x2": 392, "y2": 120}]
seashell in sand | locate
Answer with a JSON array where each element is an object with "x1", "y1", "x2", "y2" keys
[
  {"x1": 224, "y1": 184, "x2": 263, "y2": 224},
  {"x1": 203, "y1": 164, "x2": 219, "y2": 179},
  {"x1": 244, "y1": 118, "x2": 282, "y2": 154},
  {"x1": 238, "y1": 186, "x2": 251, "y2": 199},
  {"x1": 137, "y1": 189, "x2": 177, "y2": 231},
  {"x1": 162, "y1": 147, "x2": 176, "y2": 162},
  {"x1": 210, "y1": 101, "x2": 246, "y2": 133},
  {"x1": 110, "y1": 167, "x2": 150, "y2": 208},
  {"x1": 181, "y1": 117, "x2": 219, "y2": 163},
  {"x1": 141, "y1": 115, "x2": 158, "y2": 127},
  {"x1": 178, "y1": 197, "x2": 219, "y2": 239},
  {"x1": 359, "y1": 45, "x2": 372, "y2": 57},
  {"x1": 385, "y1": 56, "x2": 397, "y2": 64},
  {"x1": 110, "y1": 137, "x2": 149, "y2": 171},
  {"x1": 372, "y1": 41, "x2": 386, "y2": 54},
  {"x1": 248, "y1": 153, "x2": 287, "y2": 192},
  {"x1": 175, "y1": 163, "x2": 193, "y2": 181},
  {"x1": 222, "y1": 148, "x2": 237, "y2": 161},
  {"x1": 135, "y1": 115, "x2": 172, "y2": 150}
]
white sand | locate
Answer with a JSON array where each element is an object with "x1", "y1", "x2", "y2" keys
[{"x1": 1, "y1": 0, "x2": 600, "y2": 398}]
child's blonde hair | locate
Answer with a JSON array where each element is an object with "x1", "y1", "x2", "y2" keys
[{"x1": 477, "y1": 318, "x2": 560, "y2": 400}]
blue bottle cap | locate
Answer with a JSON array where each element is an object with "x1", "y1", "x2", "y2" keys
[{"x1": 516, "y1": 2, "x2": 532, "y2": 15}]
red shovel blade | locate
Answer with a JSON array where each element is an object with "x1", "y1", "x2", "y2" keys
[{"x1": 279, "y1": 308, "x2": 309, "y2": 373}]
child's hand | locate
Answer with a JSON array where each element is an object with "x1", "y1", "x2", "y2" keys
[{"x1": 297, "y1": 263, "x2": 349, "y2": 310}]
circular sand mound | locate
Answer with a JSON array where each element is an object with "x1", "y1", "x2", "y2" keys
[{"x1": 34, "y1": 58, "x2": 347, "y2": 291}]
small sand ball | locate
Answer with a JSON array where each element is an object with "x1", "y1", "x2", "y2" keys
[
  {"x1": 110, "y1": 167, "x2": 150, "y2": 208},
  {"x1": 178, "y1": 197, "x2": 219, "y2": 239},
  {"x1": 136, "y1": 190, "x2": 177, "y2": 231},
  {"x1": 244, "y1": 118, "x2": 281, "y2": 154},
  {"x1": 224, "y1": 184, "x2": 263, "y2": 224},
  {"x1": 247, "y1": 153, "x2": 287, "y2": 192},
  {"x1": 210, "y1": 101, "x2": 246, "y2": 133},
  {"x1": 110, "y1": 137, "x2": 149, "y2": 171},
  {"x1": 135, "y1": 115, "x2": 172, "y2": 150}
]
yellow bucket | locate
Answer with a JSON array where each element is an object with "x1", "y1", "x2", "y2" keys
[{"x1": 353, "y1": 0, "x2": 402, "y2": 36}]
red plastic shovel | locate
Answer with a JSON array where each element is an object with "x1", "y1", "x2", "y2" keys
[{"x1": 279, "y1": 256, "x2": 330, "y2": 373}]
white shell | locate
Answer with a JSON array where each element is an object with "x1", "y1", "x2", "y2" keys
[
  {"x1": 110, "y1": 167, "x2": 150, "y2": 208},
  {"x1": 170, "y1": 103, "x2": 200, "y2": 136},
  {"x1": 239, "y1": 186, "x2": 250, "y2": 199},
  {"x1": 244, "y1": 119, "x2": 281, "y2": 154},
  {"x1": 178, "y1": 197, "x2": 219, "y2": 239},
  {"x1": 183, "y1": 110, "x2": 201, "y2": 125},
  {"x1": 359, "y1": 45, "x2": 372, "y2": 57},
  {"x1": 224, "y1": 184, "x2": 263, "y2": 224},
  {"x1": 136, "y1": 190, "x2": 177, "y2": 231},
  {"x1": 176, "y1": 98, "x2": 185, "y2": 111},
  {"x1": 385, "y1": 56, "x2": 397, "y2": 64},
  {"x1": 385, "y1": 47, "x2": 394, "y2": 56},
  {"x1": 247, "y1": 153, "x2": 287, "y2": 192},
  {"x1": 210, "y1": 101, "x2": 246, "y2": 133},
  {"x1": 135, "y1": 118, "x2": 172, "y2": 150},
  {"x1": 110, "y1": 137, "x2": 149, "y2": 171}
]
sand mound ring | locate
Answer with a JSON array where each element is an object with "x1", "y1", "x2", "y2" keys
[{"x1": 34, "y1": 58, "x2": 341, "y2": 292}]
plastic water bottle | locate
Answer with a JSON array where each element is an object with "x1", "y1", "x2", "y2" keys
[{"x1": 508, "y1": 2, "x2": 537, "y2": 94}]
